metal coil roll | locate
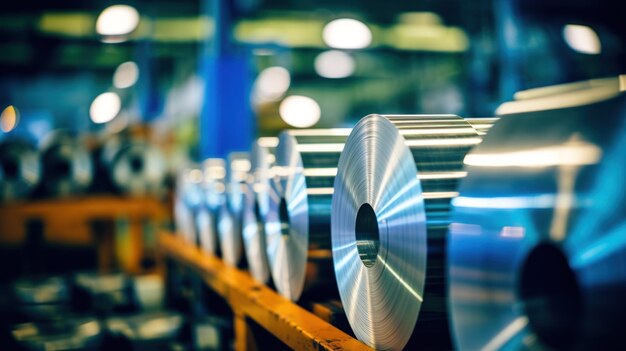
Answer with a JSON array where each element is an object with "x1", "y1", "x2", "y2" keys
[
  {"x1": 0, "y1": 140, "x2": 41, "y2": 201},
  {"x1": 106, "y1": 141, "x2": 167, "y2": 196},
  {"x1": 12, "y1": 317, "x2": 103, "y2": 350},
  {"x1": 174, "y1": 165, "x2": 203, "y2": 244},
  {"x1": 105, "y1": 311, "x2": 183, "y2": 343},
  {"x1": 265, "y1": 129, "x2": 351, "y2": 301},
  {"x1": 449, "y1": 93, "x2": 626, "y2": 350},
  {"x1": 331, "y1": 115, "x2": 492, "y2": 350},
  {"x1": 40, "y1": 134, "x2": 93, "y2": 197},
  {"x1": 242, "y1": 137, "x2": 278, "y2": 283},
  {"x1": 197, "y1": 158, "x2": 226, "y2": 255},
  {"x1": 218, "y1": 152, "x2": 250, "y2": 266}
]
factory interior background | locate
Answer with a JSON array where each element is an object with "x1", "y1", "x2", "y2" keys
[{"x1": 0, "y1": 0, "x2": 625, "y2": 350}]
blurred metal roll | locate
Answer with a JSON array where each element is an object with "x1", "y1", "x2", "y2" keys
[
  {"x1": 218, "y1": 152, "x2": 250, "y2": 266},
  {"x1": 13, "y1": 276, "x2": 69, "y2": 320},
  {"x1": 197, "y1": 158, "x2": 226, "y2": 255},
  {"x1": 174, "y1": 165, "x2": 203, "y2": 244},
  {"x1": 332, "y1": 115, "x2": 491, "y2": 350},
  {"x1": 105, "y1": 140, "x2": 167, "y2": 196},
  {"x1": 12, "y1": 317, "x2": 103, "y2": 351},
  {"x1": 0, "y1": 140, "x2": 40, "y2": 201},
  {"x1": 242, "y1": 137, "x2": 278, "y2": 283},
  {"x1": 40, "y1": 133, "x2": 93, "y2": 197},
  {"x1": 105, "y1": 311, "x2": 183, "y2": 345},
  {"x1": 265, "y1": 129, "x2": 351, "y2": 301},
  {"x1": 449, "y1": 92, "x2": 626, "y2": 350}
]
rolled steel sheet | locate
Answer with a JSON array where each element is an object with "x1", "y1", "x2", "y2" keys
[
  {"x1": 174, "y1": 165, "x2": 203, "y2": 244},
  {"x1": 0, "y1": 140, "x2": 40, "y2": 201},
  {"x1": 218, "y1": 152, "x2": 250, "y2": 266},
  {"x1": 242, "y1": 137, "x2": 278, "y2": 283},
  {"x1": 332, "y1": 115, "x2": 491, "y2": 350},
  {"x1": 40, "y1": 134, "x2": 93, "y2": 197},
  {"x1": 265, "y1": 128, "x2": 351, "y2": 301},
  {"x1": 106, "y1": 141, "x2": 167, "y2": 196},
  {"x1": 449, "y1": 93, "x2": 626, "y2": 350},
  {"x1": 197, "y1": 158, "x2": 226, "y2": 255}
]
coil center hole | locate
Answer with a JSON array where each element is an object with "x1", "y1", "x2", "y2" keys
[
  {"x1": 53, "y1": 159, "x2": 71, "y2": 178},
  {"x1": 2, "y1": 158, "x2": 19, "y2": 179},
  {"x1": 130, "y1": 156, "x2": 143, "y2": 172},
  {"x1": 518, "y1": 243, "x2": 582, "y2": 349},
  {"x1": 279, "y1": 197, "x2": 290, "y2": 236},
  {"x1": 355, "y1": 203, "x2": 379, "y2": 268}
]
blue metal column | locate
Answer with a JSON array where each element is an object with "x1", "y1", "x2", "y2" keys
[
  {"x1": 494, "y1": 0, "x2": 524, "y2": 102},
  {"x1": 199, "y1": 0, "x2": 253, "y2": 159}
]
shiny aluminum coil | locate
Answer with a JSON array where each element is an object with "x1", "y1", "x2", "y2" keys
[
  {"x1": 218, "y1": 152, "x2": 250, "y2": 266},
  {"x1": 197, "y1": 158, "x2": 226, "y2": 255},
  {"x1": 265, "y1": 129, "x2": 351, "y2": 301},
  {"x1": 332, "y1": 115, "x2": 492, "y2": 350},
  {"x1": 449, "y1": 93, "x2": 626, "y2": 350},
  {"x1": 40, "y1": 134, "x2": 93, "y2": 197},
  {"x1": 0, "y1": 140, "x2": 40, "y2": 201},
  {"x1": 108, "y1": 141, "x2": 167, "y2": 196},
  {"x1": 242, "y1": 137, "x2": 278, "y2": 283},
  {"x1": 174, "y1": 165, "x2": 203, "y2": 244}
]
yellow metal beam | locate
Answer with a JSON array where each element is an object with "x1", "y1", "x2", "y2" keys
[{"x1": 159, "y1": 233, "x2": 373, "y2": 351}]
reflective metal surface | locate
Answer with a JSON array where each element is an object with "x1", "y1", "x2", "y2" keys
[
  {"x1": 174, "y1": 165, "x2": 203, "y2": 244},
  {"x1": 449, "y1": 93, "x2": 626, "y2": 350},
  {"x1": 242, "y1": 137, "x2": 277, "y2": 283},
  {"x1": 109, "y1": 141, "x2": 167, "y2": 196},
  {"x1": 332, "y1": 115, "x2": 489, "y2": 350},
  {"x1": 219, "y1": 152, "x2": 250, "y2": 266},
  {"x1": 197, "y1": 158, "x2": 226, "y2": 255},
  {"x1": 265, "y1": 129, "x2": 351, "y2": 301},
  {"x1": 40, "y1": 134, "x2": 93, "y2": 197},
  {"x1": 0, "y1": 140, "x2": 40, "y2": 201},
  {"x1": 497, "y1": 75, "x2": 625, "y2": 115}
]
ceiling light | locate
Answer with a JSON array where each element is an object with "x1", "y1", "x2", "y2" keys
[
  {"x1": 96, "y1": 5, "x2": 140, "y2": 37},
  {"x1": 1, "y1": 105, "x2": 19, "y2": 133},
  {"x1": 254, "y1": 66, "x2": 291, "y2": 102},
  {"x1": 279, "y1": 95, "x2": 321, "y2": 128},
  {"x1": 322, "y1": 18, "x2": 372, "y2": 49},
  {"x1": 314, "y1": 50, "x2": 355, "y2": 79},
  {"x1": 90, "y1": 92, "x2": 121, "y2": 124},
  {"x1": 563, "y1": 24, "x2": 601, "y2": 55},
  {"x1": 113, "y1": 61, "x2": 139, "y2": 89}
]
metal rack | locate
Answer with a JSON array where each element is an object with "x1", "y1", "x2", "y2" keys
[
  {"x1": 158, "y1": 233, "x2": 373, "y2": 351},
  {"x1": 0, "y1": 196, "x2": 168, "y2": 273}
]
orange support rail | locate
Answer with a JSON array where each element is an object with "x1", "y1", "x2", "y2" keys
[
  {"x1": 0, "y1": 196, "x2": 169, "y2": 273},
  {"x1": 159, "y1": 233, "x2": 373, "y2": 351}
]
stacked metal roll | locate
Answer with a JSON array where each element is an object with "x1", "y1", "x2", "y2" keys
[
  {"x1": 101, "y1": 139, "x2": 167, "y2": 196},
  {"x1": 448, "y1": 92, "x2": 626, "y2": 349},
  {"x1": 0, "y1": 140, "x2": 41, "y2": 201},
  {"x1": 242, "y1": 137, "x2": 278, "y2": 284},
  {"x1": 39, "y1": 133, "x2": 93, "y2": 197},
  {"x1": 218, "y1": 152, "x2": 250, "y2": 266},
  {"x1": 265, "y1": 129, "x2": 351, "y2": 301},
  {"x1": 174, "y1": 165, "x2": 203, "y2": 245},
  {"x1": 197, "y1": 158, "x2": 226, "y2": 255},
  {"x1": 331, "y1": 115, "x2": 492, "y2": 350}
]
